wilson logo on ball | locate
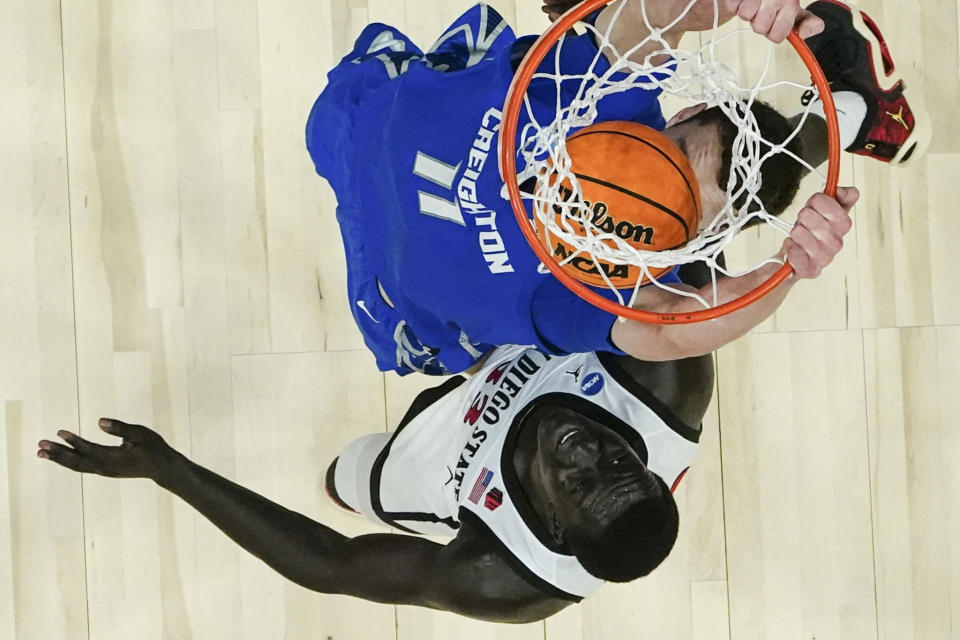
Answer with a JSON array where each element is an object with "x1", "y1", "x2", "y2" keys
[{"x1": 554, "y1": 187, "x2": 656, "y2": 246}]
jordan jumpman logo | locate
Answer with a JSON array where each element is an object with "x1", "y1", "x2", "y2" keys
[{"x1": 887, "y1": 105, "x2": 909, "y2": 130}]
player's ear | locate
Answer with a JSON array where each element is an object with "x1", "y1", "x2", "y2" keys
[{"x1": 665, "y1": 102, "x2": 708, "y2": 128}]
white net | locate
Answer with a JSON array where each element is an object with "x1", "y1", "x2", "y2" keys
[{"x1": 514, "y1": 0, "x2": 831, "y2": 311}]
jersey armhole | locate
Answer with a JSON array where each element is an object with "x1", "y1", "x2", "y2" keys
[
  {"x1": 596, "y1": 352, "x2": 702, "y2": 443},
  {"x1": 366, "y1": 375, "x2": 470, "y2": 534},
  {"x1": 395, "y1": 375, "x2": 468, "y2": 430}
]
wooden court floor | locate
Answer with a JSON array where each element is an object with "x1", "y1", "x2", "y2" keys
[{"x1": 2, "y1": 0, "x2": 958, "y2": 638}]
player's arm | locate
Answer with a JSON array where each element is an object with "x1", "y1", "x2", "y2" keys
[
  {"x1": 37, "y1": 419, "x2": 568, "y2": 623},
  {"x1": 611, "y1": 187, "x2": 858, "y2": 361}
]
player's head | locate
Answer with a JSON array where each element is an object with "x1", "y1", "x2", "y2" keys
[
  {"x1": 663, "y1": 100, "x2": 805, "y2": 229},
  {"x1": 525, "y1": 402, "x2": 679, "y2": 582}
]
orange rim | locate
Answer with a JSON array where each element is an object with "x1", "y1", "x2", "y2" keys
[{"x1": 500, "y1": 1, "x2": 841, "y2": 324}]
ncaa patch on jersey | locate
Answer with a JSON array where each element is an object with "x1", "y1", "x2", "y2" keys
[{"x1": 580, "y1": 372, "x2": 605, "y2": 396}]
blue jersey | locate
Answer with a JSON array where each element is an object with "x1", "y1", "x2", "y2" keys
[{"x1": 307, "y1": 4, "x2": 673, "y2": 375}]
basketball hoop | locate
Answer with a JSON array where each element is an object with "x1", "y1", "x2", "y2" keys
[{"x1": 500, "y1": 0, "x2": 841, "y2": 324}]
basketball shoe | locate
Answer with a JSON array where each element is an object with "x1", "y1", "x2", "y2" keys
[{"x1": 803, "y1": 0, "x2": 931, "y2": 166}]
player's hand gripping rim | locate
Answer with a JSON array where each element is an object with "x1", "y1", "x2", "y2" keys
[
  {"x1": 542, "y1": 0, "x2": 826, "y2": 44},
  {"x1": 782, "y1": 186, "x2": 858, "y2": 279},
  {"x1": 724, "y1": 0, "x2": 825, "y2": 42}
]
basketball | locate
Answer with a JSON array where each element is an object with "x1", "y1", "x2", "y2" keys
[{"x1": 535, "y1": 121, "x2": 702, "y2": 288}]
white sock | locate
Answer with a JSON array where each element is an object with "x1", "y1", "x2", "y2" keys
[{"x1": 804, "y1": 90, "x2": 868, "y2": 150}]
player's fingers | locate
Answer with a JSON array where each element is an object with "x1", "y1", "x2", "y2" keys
[
  {"x1": 37, "y1": 439, "x2": 57, "y2": 454},
  {"x1": 835, "y1": 186, "x2": 860, "y2": 211},
  {"x1": 783, "y1": 238, "x2": 817, "y2": 278},
  {"x1": 749, "y1": 4, "x2": 777, "y2": 35},
  {"x1": 785, "y1": 236, "x2": 827, "y2": 279},
  {"x1": 37, "y1": 441, "x2": 100, "y2": 473},
  {"x1": 768, "y1": 7, "x2": 797, "y2": 43},
  {"x1": 796, "y1": 10, "x2": 825, "y2": 39},
  {"x1": 99, "y1": 418, "x2": 151, "y2": 444},
  {"x1": 804, "y1": 195, "x2": 854, "y2": 238},
  {"x1": 736, "y1": 0, "x2": 762, "y2": 22},
  {"x1": 789, "y1": 223, "x2": 832, "y2": 272},
  {"x1": 796, "y1": 207, "x2": 844, "y2": 255},
  {"x1": 57, "y1": 430, "x2": 116, "y2": 460}
]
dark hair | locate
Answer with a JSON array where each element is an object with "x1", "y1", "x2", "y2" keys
[
  {"x1": 694, "y1": 100, "x2": 804, "y2": 222},
  {"x1": 566, "y1": 475, "x2": 679, "y2": 582}
]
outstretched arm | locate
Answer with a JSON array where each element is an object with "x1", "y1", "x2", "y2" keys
[
  {"x1": 37, "y1": 419, "x2": 567, "y2": 623},
  {"x1": 611, "y1": 187, "x2": 858, "y2": 361}
]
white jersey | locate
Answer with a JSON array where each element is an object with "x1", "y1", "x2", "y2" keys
[{"x1": 332, "y1": 345, "x2": 700, "y2": 601}]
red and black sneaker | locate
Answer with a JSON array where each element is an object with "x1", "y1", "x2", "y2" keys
[{"x1": 803, "y1": 0, "x2": 931, "y2": 166}]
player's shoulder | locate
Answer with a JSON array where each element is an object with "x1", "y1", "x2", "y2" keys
[
  {"x1": 440, "y1": 518, "x2": 574, "y2": 621},
  {"x1": 597, "y1": 352, "x2": 713, "y2": 431}
]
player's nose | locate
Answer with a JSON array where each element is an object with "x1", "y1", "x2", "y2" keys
[{"x1": 567, "y1": 437, "x2": 600, "y2": 467}]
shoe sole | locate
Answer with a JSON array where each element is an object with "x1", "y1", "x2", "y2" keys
[{"x1": 837, "y1": 0, "x2": 932, "y2": 166}]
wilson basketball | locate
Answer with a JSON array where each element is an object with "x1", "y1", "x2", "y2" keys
[{"x1": 535, "y1": 121, "x2": 702, "y2": 288}]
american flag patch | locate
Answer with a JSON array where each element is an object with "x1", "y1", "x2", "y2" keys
[{"x1": 468, "y1": 468, "x2": 495, "y2": 504}]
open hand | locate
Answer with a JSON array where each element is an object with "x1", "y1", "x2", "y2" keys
[
  {"x1": 783, "y1": 186, "x2": 858, "y2": 279},
  {"x1": 37, "y1": 418, "x2": 178, "y2": 483},
  {"x1": 724, "y1": 0, "x2": 824, "y2": 42}
]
